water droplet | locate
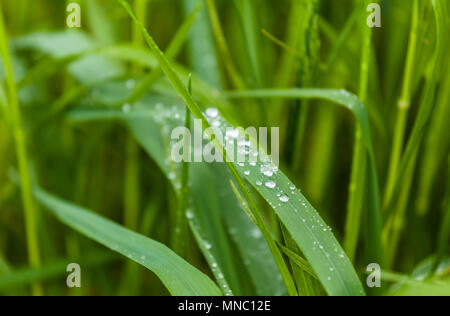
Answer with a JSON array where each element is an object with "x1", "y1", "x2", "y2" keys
[
  {"x1": 206, "y1": 108, "x2": 219, "y2": 118},
  {"x1": 263, "y1": 170, "x2": 273, "y2": 177},
  {"x1": 251, "y1": 228, "x2": 262, "y2": 238},
  {"x1": 290, "y1": 185, "x2": 296, "y2": 190},
  {"x1": 186, "y1": 210, "x2": 194, "y2": 220},
  {"x1": 256, "y1": 180, "x2": 262, "y2": 186},
  {"x1": 279, "y1": 195, "x2": 289, "y2": 203},
  {"x1": 265, "y1": 181, "x2": 276, "y2": 189},
  {"x1": 260, "y1": 164, "x2": 277, "y2": 177},
  {"x1": 218, "y1": 273, "x2": 224, "y2": 280},
  {"x1": 122, "y1": 103, "x2": 131, "y2": 113},
  {"x1": 205, "y1": 241, "x2": 212, "y2": 250},
  {"x1": 244, "y1": 170, "x2": 250, "y2": 176}
]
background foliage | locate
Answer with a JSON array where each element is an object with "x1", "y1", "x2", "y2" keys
[{"x1": 0, "y1": 0, "x2": 449, "y2": 296}]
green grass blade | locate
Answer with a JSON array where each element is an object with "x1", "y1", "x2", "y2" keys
[
  {"x1": 433, "y1": 156, "x2": 450, "y2": 272},
  {"x1": 113, "y1": 0, "x2": 365, "y2": 296},
  {"x1": 68, "y1": 88, "x2": 367, "y2": 295},
  {"x1": 116, "y1": 0, "x2": 294, "y2": 295},
  {"x1": 276, "y1": 241, "x2": 318, "y2": 281},
  {"x1": 85, "y1": 0, "x2": 116, "y2": 45},
  {"x1": 205, "y1": 0, "x2": 245, "y2": 90},
  {"x1": 384, "y1": 0, "x2": 448, "y2": 215},
  {"x1": 384, "y1": 0, "x2": 420, "y2": 208},
  {"x1": 232, "y1": 0, "x2": 263, "y2": 88},
  {"x1": 382, "y1": 0, "x2": 448, "y2": 265},
  {"x1": 228, "y1": 88, "x2": 384, "y2": 294},
  {"x1": 0, "y1": 1, "x2": 42, "y2": 296},
  {"x1": 34, "y1": 188, "x2": 222, "y2": 296},
  {"x1": 0, "y1": 253, "x2": 10, "y2": 275},
  {"x1": 67, "y1": 92, "x2": 289, "y2": 296},
  {"x1": 183, "y1": 0, "x2": 221, "y2": 88}
]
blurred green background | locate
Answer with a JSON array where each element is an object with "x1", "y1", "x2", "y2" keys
[{"x1": 0, "y1": 0, "x2": 449, "y2": 296}]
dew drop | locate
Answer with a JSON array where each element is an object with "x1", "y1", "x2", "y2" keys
[
  {"x1": 279, "y1": 195, "x2": 290, "y2": 203},
  {"x1": 186, "y1": 210, "x2": 194, "y2": 220},
  {"x1": 251, "y1": 228, "x2": 262, "y2": 238},
  {"x1": 265, "y1": 181, "x2": 276, "y2": 189},
  {"x1": 206, "y1": 108, "x2": 219, "y2": 118},
  {"x1": 122, "y1": 103, "x2": 131, "y2": 113}
]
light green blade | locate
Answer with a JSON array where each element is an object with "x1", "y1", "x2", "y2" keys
[{"x1": 34, "y1": 188, "x2": 222, "y2": 296}]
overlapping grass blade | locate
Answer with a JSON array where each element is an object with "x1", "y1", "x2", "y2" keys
[
  {"x1": 68, "y1": 93, "x2": 287, "y2": 296},
  {"x1": 34, "y1": 188, "x2": 222, "y2": 296},
  {"x1": 115, "y1": 0, "x2": 365, "y2": 296},
  {"x1": 228, "y1": 88, "x2": 384, "y2": 268}
]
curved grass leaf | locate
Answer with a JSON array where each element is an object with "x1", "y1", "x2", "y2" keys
[
  {"x1": 68, "y1": 93, "x2": 287, "y2": 296},
  {"x1": 34, "y1": 188, "x2": 222, "y2": 296},
  {"x1": 68, "y1": 90, "x2": 365, "y2": 295},
  {"x1": 227, "y1": 89, "x2": 384, "y2": 267},
  {"x1": 115, "y1": 0, "x2": 366, "y2": 296}
]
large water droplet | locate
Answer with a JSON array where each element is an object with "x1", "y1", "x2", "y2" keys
[
  {"x1": 265, "y1": 181, "x2": 276, "y2": 189},
  {"x1": 206, "y1": 108, "x2": 219, "y2": 118},
  {"x1": 186, "y1": 210, "x2": 194, "y2": 220}
]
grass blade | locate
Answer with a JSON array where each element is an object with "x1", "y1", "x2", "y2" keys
[
  {"x1": 34, "y1": 188, "x2": 222, "y2": 296},
  {"x1": 0, "y1": 1, "x2": 42, "y2": 296}
]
